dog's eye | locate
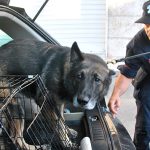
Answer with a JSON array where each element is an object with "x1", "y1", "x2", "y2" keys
[
  {"x1": 95, "y1": 77, "x2": 101, "y2": 82},
  {"x1": 77, "y1": 72, "x2": 85, "y2": 80},
  {"x1": 94, "y1": 74, "x2": 101, "y2": 83}
]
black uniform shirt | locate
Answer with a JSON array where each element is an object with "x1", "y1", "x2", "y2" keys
[{"x1": 119, "y1": 28, "x2": 150, "y2": 78}]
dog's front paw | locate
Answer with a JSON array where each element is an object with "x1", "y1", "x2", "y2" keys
[{"x1": 68, "y1": 128, "x2": 78, "y2": 139}]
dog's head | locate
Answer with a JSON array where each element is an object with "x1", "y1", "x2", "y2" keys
[{"x1": 65, "y1": 42, "x2": 115, "y2": 110}]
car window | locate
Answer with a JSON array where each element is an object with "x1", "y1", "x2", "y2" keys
[{"x1": 0, "y1": 30, "x2": 13, "y2": 47}]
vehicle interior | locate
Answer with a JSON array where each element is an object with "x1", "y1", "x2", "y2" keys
[{"x1": 0, "y1": 5, "x2": 135, "y2": 150}]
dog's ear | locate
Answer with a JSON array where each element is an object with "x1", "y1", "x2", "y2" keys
[
  {"x1": 100, "y1": 69, "x2": 115, "y2": 98},
  {"x1": 70, "y1": 42, "x2": 84, "y2": 62}
]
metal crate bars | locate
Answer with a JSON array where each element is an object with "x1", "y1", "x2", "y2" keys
[{"x1": 0, "y1": 75, "x2": 77, "y2": 150}]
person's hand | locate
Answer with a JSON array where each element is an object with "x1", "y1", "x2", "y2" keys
[{"x1": 108, "y1": 96, "x2": 121, "y2": 118}]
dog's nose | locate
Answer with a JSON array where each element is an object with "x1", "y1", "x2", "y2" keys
[{"x1": 77, "y1": 98, "x2": 89, "y2": 105}]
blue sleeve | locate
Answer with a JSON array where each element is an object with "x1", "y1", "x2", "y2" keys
[
  {"x1": 118, "y1": 64, "x2": 138, "y2": 78},
  {"x1": 118, "y1": 44, "x2": 142, "y2": 78}
]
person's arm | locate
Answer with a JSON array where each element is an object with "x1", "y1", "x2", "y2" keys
[{"x1": 108, "y1": 73, "x2": 133, "y2": 117}]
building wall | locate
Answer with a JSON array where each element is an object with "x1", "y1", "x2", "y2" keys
[
  {"x1": 36, "y1": 0, "x2": 107, "y2": 58},
  {"x1": 107, "y1": 0, "x2": 146, "y2": 60}
]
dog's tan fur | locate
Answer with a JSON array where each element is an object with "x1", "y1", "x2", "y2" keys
[{"x1": 0, "y1": 80, "x2": 37, "y2": 149}]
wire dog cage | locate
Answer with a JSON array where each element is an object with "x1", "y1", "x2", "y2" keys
[{"x1": 0, "y1": 75, "x2": 78, "y2": 150}]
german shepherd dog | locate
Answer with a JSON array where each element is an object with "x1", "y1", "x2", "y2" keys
[{"x1": 0, "y1": 39, "x2": 114, "y2": 149}]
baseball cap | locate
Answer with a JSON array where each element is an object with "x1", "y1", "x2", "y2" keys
[{"x1": 135, "y1": 0, "x2": 150, "y2": 24}]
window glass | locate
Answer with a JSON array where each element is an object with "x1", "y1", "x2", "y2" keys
[{"x1": 0, "y1": 30, "x2": 13, "y2": 46}]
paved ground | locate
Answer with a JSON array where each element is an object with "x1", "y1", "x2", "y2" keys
[{"x1": 105, "y1": 74, "x2": 136, "y2": 140}]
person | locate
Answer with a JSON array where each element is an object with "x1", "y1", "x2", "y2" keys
[{"x1": 108, "y1": 1, "x2": 150, "y2": 150}]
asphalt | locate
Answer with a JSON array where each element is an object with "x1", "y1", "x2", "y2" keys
[{"x1": 105, "y1": 74, "x2": 136, "y2": 140}]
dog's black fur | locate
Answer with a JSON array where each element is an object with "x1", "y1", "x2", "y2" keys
[
  {"x1": 0, "y1": 39, "x2": 114, "y2": 111},
  {"x1": 0, "y1": 39, "x2": 114, "y2": 148}
]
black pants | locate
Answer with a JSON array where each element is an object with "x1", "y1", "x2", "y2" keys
[{"x1": 133, "y1": 76, "x2": 150, "y2": 150}]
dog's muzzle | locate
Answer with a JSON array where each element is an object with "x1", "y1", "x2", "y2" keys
[{"x1": 73, "y1": 96, "x2": 96, "y2": 110}]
